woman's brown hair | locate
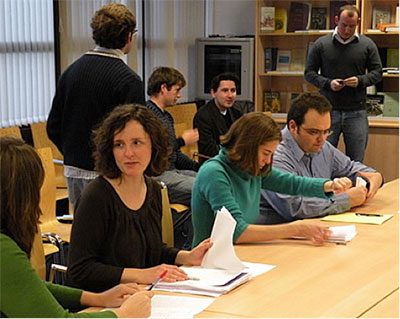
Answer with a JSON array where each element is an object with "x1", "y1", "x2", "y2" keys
[
  {"x1": 220, "y1": 112, "x2": 282, "y2": 176},
  {"x1": 0, "y1": 137, "x2": 44, "y2": 257},
  {"x1": 93, "y1": 104, "x2": 172, "y2": 178}
]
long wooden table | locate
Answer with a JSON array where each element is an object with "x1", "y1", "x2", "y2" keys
[
  {"x1": 196, "y1": 179, "x2": 399, "y2": 318},
  {"x1": 83, "y1": 179, "x2": 398, "y2": 318}
]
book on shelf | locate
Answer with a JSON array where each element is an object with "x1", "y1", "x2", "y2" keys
[
  {"x1": 263, "y1": 91, "x2": 281, "y2": 113},
  {"x1": 309, "y1": 7, "x2": 328, "y2": 30},
  {"x1": 264, "y1": 47, "x2": 278, "y2": 71},
  {"x1": 274, "y1": 8, "x2": 287, "y2": 33},
  {"x1": 387, "y1": 48, "x2": 399, "y2": 68},
  {"x1": 372, "y1": 6, "x2": 392, "y2": 29},
  {"x1": 290, "y1": 49, "x2": 306, "y2": 71},
  {"x1": 376, "y1": 23, "x2": 399, "y2": 32},
  {"x1": 260, "y1": 6, "x2": 275, "y2": 32},
  {"x1": 329, "y1": 1, "x2": 349, "y2": 29},
  {"x1": 397, "y1": 6, "x2": 399, "y2": 25},
  {"x1": 287, "y1": 2, "x2": 311, "y2": 32},
  {"x1": 276, "y1": 50, "x2": 291, "y2": 71}
]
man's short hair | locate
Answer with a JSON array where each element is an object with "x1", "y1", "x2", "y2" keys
[
  {"x1": 338, "y1": 5, "x2": 360, "y2": 19},
  {"x1": 286, "y1": 92, "x2": 332, "y2": 127},
  {"x1": 147, "y1": 67, "x2": 186, "y2": 96},
  {"x1": 210, "y1": 73, "x2": 240, "y2": 93},
  {"x1": 91, "y1": 3, "x2": 136, "y2": 49}
]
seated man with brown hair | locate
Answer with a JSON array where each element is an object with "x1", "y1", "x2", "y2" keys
[{"x1": 258, "y1": 92, "x2": 383, "y2": 224}]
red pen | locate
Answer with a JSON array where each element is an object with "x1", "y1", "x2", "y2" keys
[{"x1": 147, "y1": 270, "x2": 168, "y2": 290}]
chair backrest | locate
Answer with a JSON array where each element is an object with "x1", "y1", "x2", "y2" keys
[
  {"x1": 167, "y1": 103, "x2": 197, "y2": 129},
  {"x1": 30, "y1": 226, "x2": 46, "y2": 280},
  {"x1": 169, "y1": 104, "x2": 199, "y2": 158},
  {"x1": 37, "y1": 147, "x2": 57, "y2": 226},
  {"x1": 31, "y1": 122, "x2": 67, "y2": 190},
  {"x1": 0, "y1": 126, "x2": 22, "y2": 138},
  {"x1": 160, "y1": 183, "x2": 174, "y2": 247},
  {"x1": 31, "y1": 122, "x2": 63, "y2": 160}
]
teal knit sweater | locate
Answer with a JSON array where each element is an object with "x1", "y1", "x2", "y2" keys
[{"x1": 191, "y1": 148, "x2": 332, "y2": 246}]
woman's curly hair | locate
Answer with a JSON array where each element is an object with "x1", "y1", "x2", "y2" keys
[{"x1": 92, "y1": 104, "x2": 172, "y2": 178}]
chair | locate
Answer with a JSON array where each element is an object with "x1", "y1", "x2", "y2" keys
[
  {"x1": 160, "y1": 182, "x2": 174, "y2": 247},
  {"x1": 0, "y1": 126, "x2": 22, "y2": 138},
  {"x1": 37, "y1": 147, "x2": 72, "y2": 242},
  {"x1": 167, "y1": 103, "x2": 197, "y2": 127},
  {"x1": 168, "y1": 103, "x2": 209, "y2": 160},
  {"x1": 30, "y1": 225, "x2": 66, "y2": 283},
  {"x1": 30, "y1": 122, "x2": 69, "y2": 203}
]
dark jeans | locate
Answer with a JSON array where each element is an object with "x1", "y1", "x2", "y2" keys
[{"x1": 328, "y1": 109, "x2": 368, "y2": 162}]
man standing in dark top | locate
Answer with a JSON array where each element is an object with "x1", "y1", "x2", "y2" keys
[
  {"x1": 193, "y1": 73, "x2": 243, "y2": 164},
  {"x1": 47, "y1": 3, "x2": 144, "y2": 209},
  {"x1": 304, "y1": 5, "x2": 382, "y2": 162}
]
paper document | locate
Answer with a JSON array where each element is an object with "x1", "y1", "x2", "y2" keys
[
  {"x1": 356, "y1": 176, "x2": 367, "y2": 187},
  {"x1": 154, "y1": 207, "x2": 248, "y2": 296},
  {"x1": 102, "y1": 294, "x2": 215, "y2": 318},
  {"x1": 154, "y1": 267, "x2": 251, "y2": 297},
  {"x1": 321, "y1": 212, "x2": 393, "y2": 225},
  {"x1": 201, "y1": 206, "x2": 245, "y2": 271},
  {"x1": 327, "y1": 225, "x2": 357, "y2": 244},
  {"x1": 149, "y1": 295, "x2": 215, "y2": 318},
  {"x1": 154, "y1": 207, "x2": 276, "y2": 297}
]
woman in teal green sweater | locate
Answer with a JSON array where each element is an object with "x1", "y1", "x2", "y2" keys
[
  {"x1": 0, "y1": 137, "x2": 152, "y2": 318},
  {"x1": 192, "y1": 112, "x2": 351, "y2": 247}
]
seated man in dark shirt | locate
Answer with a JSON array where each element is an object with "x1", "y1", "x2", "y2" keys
[
  {"x1": 146, "y1": 67, "x2": 199, "y2": 207},
  {"x1": 193, "y1": 73, "x2": 243, "y2": 164}
]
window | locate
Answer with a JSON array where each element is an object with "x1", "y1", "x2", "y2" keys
[{"x1": 0, "y1": 0, "x2": 55, "y2": 127}]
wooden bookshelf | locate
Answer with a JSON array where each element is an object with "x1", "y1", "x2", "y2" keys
[{"x1": 254, "y1": 0, "x2": 398, "y2": 113}]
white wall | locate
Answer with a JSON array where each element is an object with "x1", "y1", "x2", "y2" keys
[{"x1": 209, "y1": 0, "x2": 255, "y2": 36}]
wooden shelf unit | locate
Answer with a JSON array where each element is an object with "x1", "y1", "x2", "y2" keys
[{"x1": 254, "y1": 0, "x2": 398, "y2": 112}]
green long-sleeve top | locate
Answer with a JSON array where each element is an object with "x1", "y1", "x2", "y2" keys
[
  {"x1": 191, "y1": 148, "x2": 333, "y2": 246},
  {"x1": 0, "y1": 233, "x2": 115, "y2": 318}
]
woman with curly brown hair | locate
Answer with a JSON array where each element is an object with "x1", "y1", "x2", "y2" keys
[
  {"x1": 66, "y1": 105, "x2": 211, "y2": 293},
  {"x1": 0, "y1": 136, "x2": 153, "y2": 318}
]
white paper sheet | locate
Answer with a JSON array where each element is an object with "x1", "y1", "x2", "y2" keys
[
  {"x1": 149, "y1": 295, "x2": 215, "y2": 318},
  {"x1": 201, "y1": 206, "x2": 245, "y2": 272},
  {"x1": 356, "y1": 176, "x2": 367, "y2": 187},
  {"x1": 102, "y1": 295, "x2": 215, "y2": 318}
]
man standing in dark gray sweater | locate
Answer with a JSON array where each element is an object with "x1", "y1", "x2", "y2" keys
[
  {"x1": 47, "y1": 3, "x2": 144, "y2": 209},
  {"x1": 305, "y1": 5, "x2": 382, "y2": 162}
]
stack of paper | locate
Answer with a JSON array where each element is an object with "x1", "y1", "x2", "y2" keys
[
  {"x1": 327, "y1": 225, "x2": 357, "y2": 244},
  {"x1": 154, "y1": 267, "x2": 251, "y2": 297},
  {"x1": 154, "y1": 207, "x2": 275, "y2": 297}
]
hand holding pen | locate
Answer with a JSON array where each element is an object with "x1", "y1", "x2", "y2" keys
[{"x1": 147, "y1": 270, "x2": 168, "y2": 290}]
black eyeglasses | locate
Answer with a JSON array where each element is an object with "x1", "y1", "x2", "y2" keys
[
  {"x1": 132, "y1": 29, "x2": 138, "y2": 35},
  {"x1": 300, "y1": 126, "x2": 333, "y2": 137}
]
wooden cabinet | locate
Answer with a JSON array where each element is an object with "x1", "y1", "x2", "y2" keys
[{"x1": 254, "y1": 0, "x2": 399, "y2": 113}]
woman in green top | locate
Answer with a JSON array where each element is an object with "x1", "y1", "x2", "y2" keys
[
  {"x1": 0, "y1": 136, "x2": 152, "y2": 318},
  {"x1": 192, "y1": 112, "x2": 351, "y2": 247}
]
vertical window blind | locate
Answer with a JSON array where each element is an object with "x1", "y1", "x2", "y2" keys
[{"x1": 0, "y1": 0, "x2": 55, "y2": 128}]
